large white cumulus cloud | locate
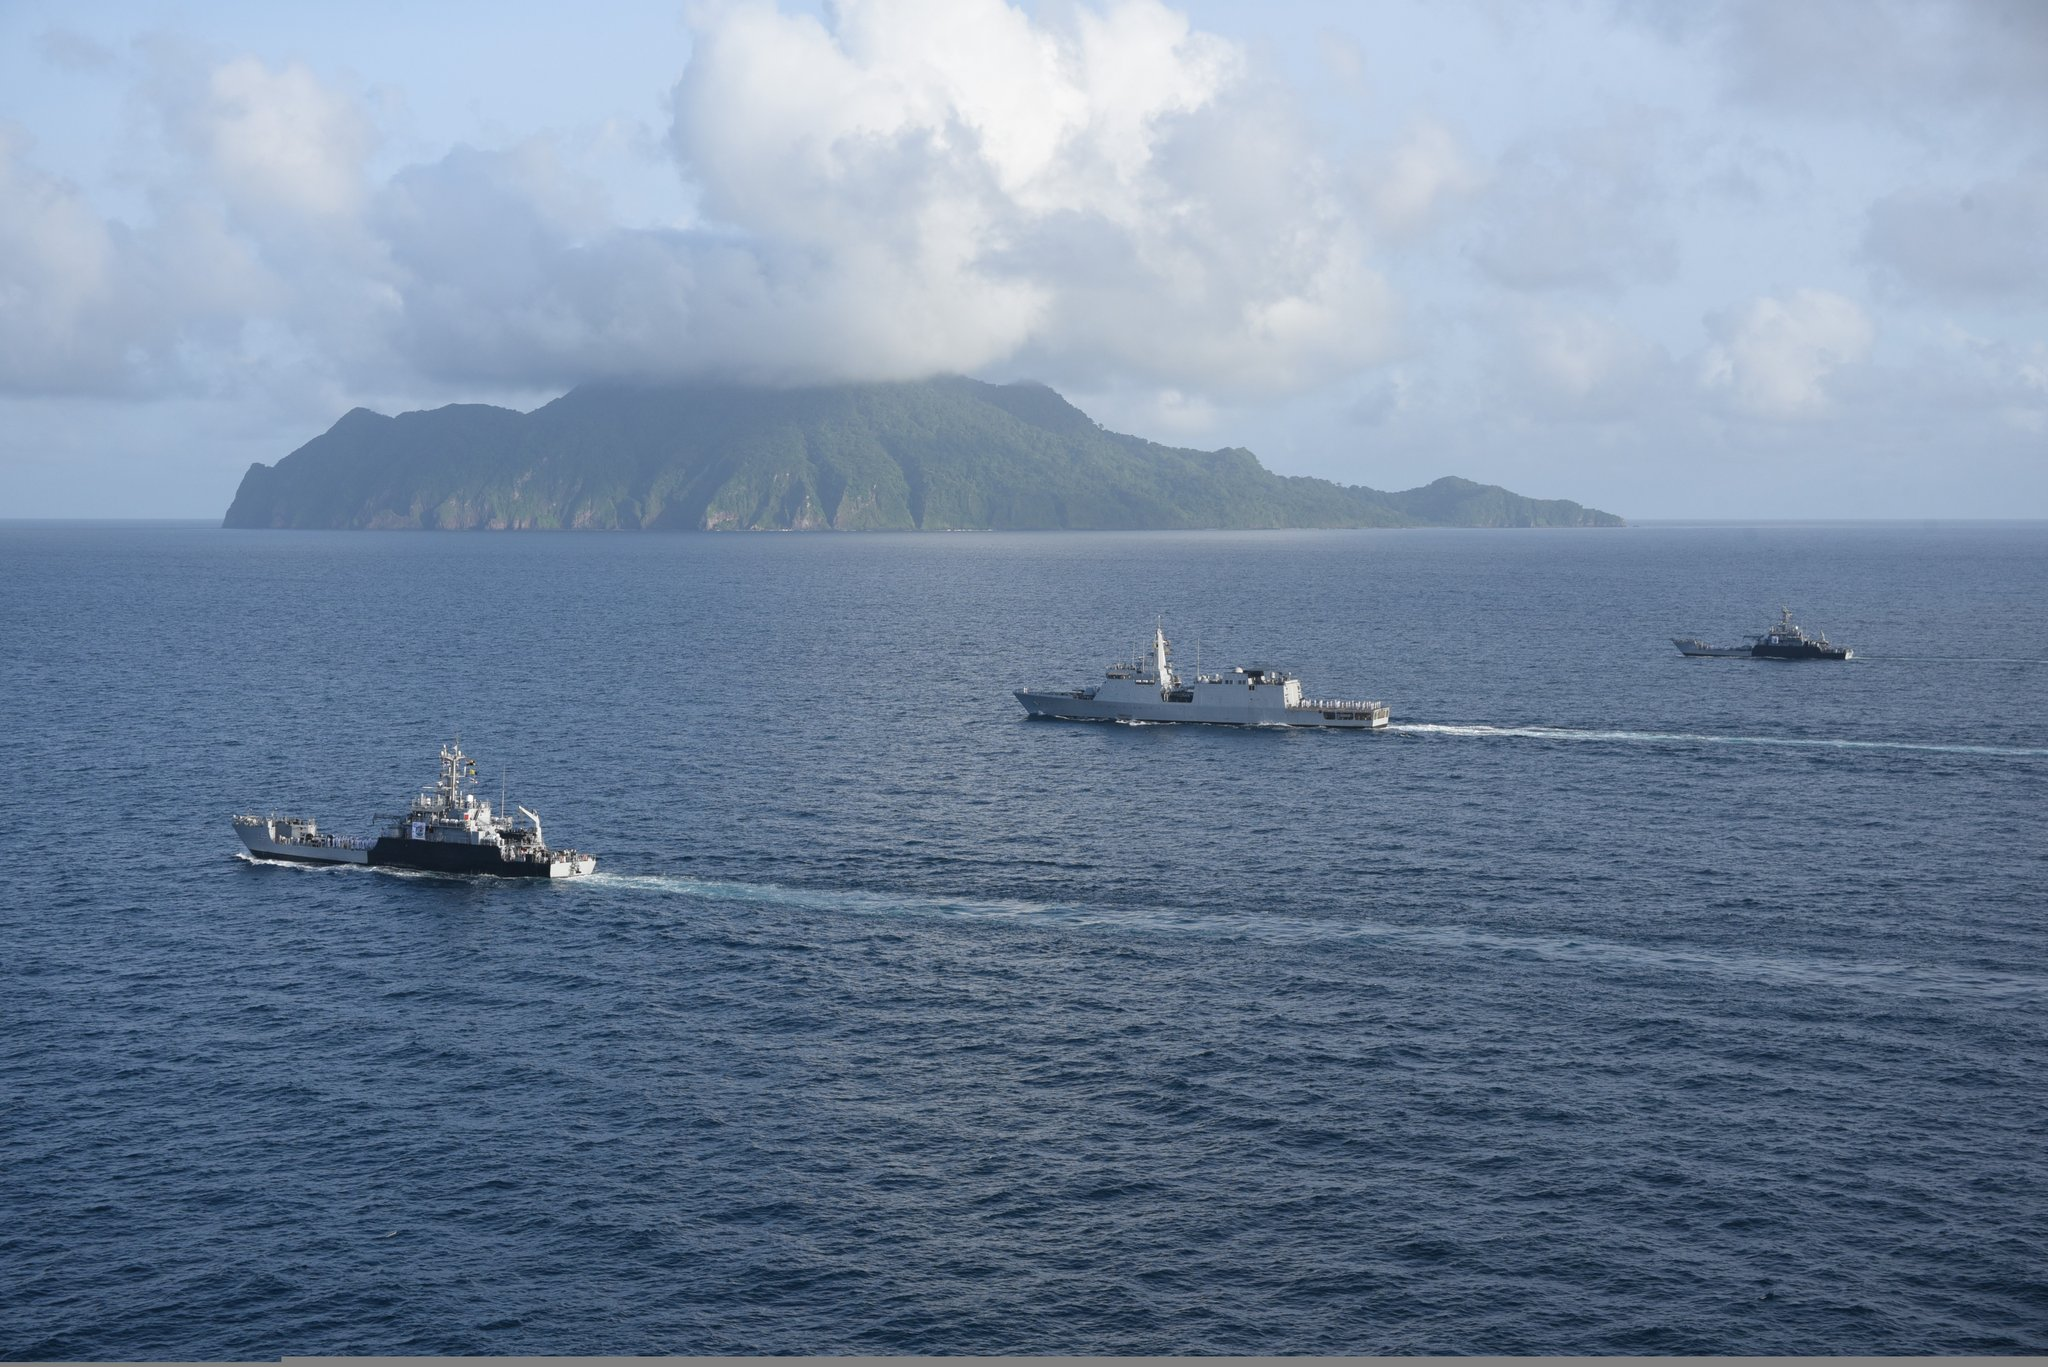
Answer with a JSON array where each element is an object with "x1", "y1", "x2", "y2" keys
[
  {"x1": 0, "y1": 45, "x2": 389, "y2": 401},
  {"x1": 0, "y1": 0, "x2": 1398, "y2": 402},
  {"x1": 651, "y1": 0, "x2": 1396, "y2": 392},
  {"x1": 179, "y1": 56, "x2": 374, "y2": 222},
  {"x1": 0, "y1": 128, "x2": 135, "y2": 394},
  {"x1": 1700, "y1": 288, "x2": 1874, "y2": 419},
  {"x1": 0, "y1": 122, "x2": 278, "y2": 396}
]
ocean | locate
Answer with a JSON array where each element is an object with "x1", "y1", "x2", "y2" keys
[{"x1": 3, "y1": 521, "x2": 2044, "y2": 1356}]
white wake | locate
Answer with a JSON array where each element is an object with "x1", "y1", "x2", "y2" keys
[
  {"x1": 580, "y1": 872, "x2": 2046, "y2": 1002},
  {"x1": 1388, "y1": 722, "x2": 2048, "y2": 758}
]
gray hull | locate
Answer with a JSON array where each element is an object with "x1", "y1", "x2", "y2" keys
[
  {"x1": 1019, "y1": 625, "x2": 1389, "y2": 729},
  {"x1": 233, "y1": 742, "x2": 596, "y2": 879},
  {"x1": 1674, "y1": 611, "x2": 1852, "y2": 661},
  {"x1": 234, "y1": 818, "x2": 369, "y2": 865},
  {"x1": 1016, "y1": 689, "x2": 1388, "y2": 729},
  {"x1": 1672, "y1": 638, "x2": 1751, "y2": 658}
]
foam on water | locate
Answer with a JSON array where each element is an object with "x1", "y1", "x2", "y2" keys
[
  {"x1": 233, "y1": 851, "x2": 574, "y2": 885},
  {"x1": 591, "y1": 870, "x2": 1077, "y2": 924},
  {"x1": 1858, "y1": 655, "x2": 2048, "y2": 665},
  {"x1": 586, "y1": 871, "x2": 2048, "y2": 1002},
  {"x1": 1389, "y1": 721, "x2": 2048, "y2": 758}
]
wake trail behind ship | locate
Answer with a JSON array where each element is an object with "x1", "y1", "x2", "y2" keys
[
  {"x1": 581, "y1": 873, "x2": 2046, "y2": 1003},
  {"x1": 1388, "y1": 721, "x2": 2048, "y2": 758}
]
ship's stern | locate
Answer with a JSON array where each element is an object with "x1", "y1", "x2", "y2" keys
[{"x1": 232, "y1": 814, "x2": 369, "y2": 865}]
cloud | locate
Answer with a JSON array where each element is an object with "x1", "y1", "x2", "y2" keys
[
  {"x1": 1360, "y1": 120, "x2": 1481, "y2": 243},
  {"x1": 0, "y1": 126, "x2": 134, "y2": 394},
  {"x1": 1699, "y1": 288, "x2": 1873, "y2": 419},
  {"x1": 2012, "y1": 344, "x2": 2048, "y2": 434},
  {"x1": 1880, "y1": 326, "x2": 2048, "y2": 436},
  {"x1": 1500, "y1": 306, "x2": 1671, "y2": 420},
  {"x1": 364, "y1": 0, "x2": 1370, "y2": 398},
  {"x1": 0, "y1": 0, "x2": 1406, "y2": 406},
  {"x1": 661, "y1": 0, "x2": 1395, "y2": 395},
  {"x1": 1647, "y1": 0, "x2": 2048, "y2": 128},
  {"x1": 1467, "y1": 111, "x2": 1678, "y2": 293},
  {"x1": 0, "y1": 42, "x2": 388, "y2": 400},
  {"x1": 1865, "y1": 166, "x2": 2048, "y2": 304},
  {"x1": 0, "y1": 121, "x2": 282, "y2": 397},
  {"x1": 195, "y1": 57, "x2": 375, "y2": 221},
  {"x1": 35, "y1": 28, "x2": 118, "y2": 72}
]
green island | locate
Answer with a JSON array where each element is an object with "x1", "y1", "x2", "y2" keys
[{"x1": 223, "y1": 376, "x2": 1623, "y2": 530}]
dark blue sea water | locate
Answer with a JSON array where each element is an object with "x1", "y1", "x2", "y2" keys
[{"x1": 4, "y1": 522, "x2": 2046, "y2": 1357}]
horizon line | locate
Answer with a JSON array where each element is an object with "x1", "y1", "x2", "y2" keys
[{"x1": 7, "y1": 517, "x2": 2048, "y2": 530}]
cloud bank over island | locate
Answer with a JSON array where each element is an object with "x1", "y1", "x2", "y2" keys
[
  {"x1": 3, "y1": 1, "x2": 1401, "y2": 401},
  {"x1": 0, "y1": 0, "x2": 2043, "y2": 517}
]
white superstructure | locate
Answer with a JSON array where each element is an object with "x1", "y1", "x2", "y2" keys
[{"x1": 1016, "y1": 624, "x2": 1389, "y2": 729}]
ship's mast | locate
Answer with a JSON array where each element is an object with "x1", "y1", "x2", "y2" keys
[{"x1": 436, "y1": 739, "x2": 476, "y2": 813}]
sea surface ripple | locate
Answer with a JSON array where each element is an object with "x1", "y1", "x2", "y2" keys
[{"x1": 3, "y1": 522, "x2": 2045, "y2": 1356}]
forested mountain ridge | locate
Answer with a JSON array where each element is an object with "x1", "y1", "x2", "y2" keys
[{"x1": 223, "y1": 377, "x2": 1623, "y2": 531}]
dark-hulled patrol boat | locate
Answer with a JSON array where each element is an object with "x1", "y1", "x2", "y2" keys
[
  {"x1": 233, "y1": 741, "x2": 596, "y2": 877},
  {"x1": 1673, "y1": 607, "x2": 1852, "y2": 661}
]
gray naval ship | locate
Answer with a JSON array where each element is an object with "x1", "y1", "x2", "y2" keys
[
  {"x1": 1017, "y1": 624, "x2": 1390, "y2": 728},
  {"x1": 1673, "y1": 607, "x2": 1853, "y2": 661},
  {"x1": 233, "y1": 741, "x2": 596, "y2": 877}
]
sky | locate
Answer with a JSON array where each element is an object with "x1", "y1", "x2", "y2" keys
[{"x1": 1, "y1": 0, "x2": 2043, "y2": 519}]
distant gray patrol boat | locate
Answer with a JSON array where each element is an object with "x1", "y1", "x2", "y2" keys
[
  {"x1": 1016, "y1": 624, "x2": 1390, "y2": 729},
  {"x1": 1673, "y1": 607, "x2": 1853, "y2": 661},
  {"x1": 233, "y1": 741, "x2": 597, "y2": 877}
]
